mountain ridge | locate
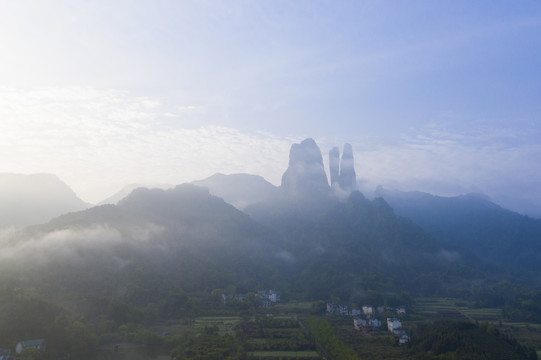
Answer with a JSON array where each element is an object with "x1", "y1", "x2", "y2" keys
[
  {"x1": 376, "y1": 187, "x2": 541, "y2": 282},
  {"x1": 0, "y1": 173, "x2": 90, "y2": 228}
]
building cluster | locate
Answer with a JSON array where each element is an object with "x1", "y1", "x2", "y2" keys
[
  {"x1": 221, "y1": 289, "x2": 281, "y2": 308},
  {"x1": 354, "y1": 305, "x2": 385, "y2": 333},
  {"x1": 257, "y1": 289, "x2": 281, "y2": 308},
  {"x1": 0, "y1": 339, "x2": 45, "y2": 359},
  {"x1": 326, "y1": 303, "x2": 407, "y2": 317},
  {"x1": 326, "y1": 303, "x2": 385, "y2": 333},
  {"x1": 0, "y1": 348, "x2": 10, "y2": 360},
  {"x1": 354, "y1": 317, "x2": 382, "y2": 331},
  {"x1": 387, "y1": 318, "x2": 410, "y2": 344},
  {"x1": 326, "y1": 302, "x2": 409, "y2": 343}
]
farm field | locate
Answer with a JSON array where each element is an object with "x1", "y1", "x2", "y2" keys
[
  {"x1": 87, "y1": 298, "x2": 541, "y2": 359},
  {"x1": 273, "y1": 301, "x2": 315, "y2": 312},
  {"x1": 150, "y1": 316, "x2": 243, "y2": 336},
  {"x1": 325, "y1": 315, "x2": 408, "y2": 360}
]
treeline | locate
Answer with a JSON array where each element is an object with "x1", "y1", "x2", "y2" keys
[
  {"x1": 0, "y1": 287, "x2": 95, "y2": 359},
  {"x1": 466, "y1": 281, "x2": 541, "y2": 323},
  {"x1": 169, "y1": 333, "x2": 245, "y2": 360},
  {"x1": 0, "y1": 285, "x2": 239, "y2": 359},
  {"x1": 410, "y1": 320, "x2": 537, "y2": 360},
  {"x1": 502, "y1": 287, "x2": 541, "y2": 323}
]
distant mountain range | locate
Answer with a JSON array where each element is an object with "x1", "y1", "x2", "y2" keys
[
  {"x1": 0, "y1": 139, "x2": 498, "y2": 306},
  {"x1": 0, "y1": 173, "x2": 90, "y2": 229},
  {"x1": 2, "y1": 138, "x2": 541, "y2": 304},
  {"x1": 98, "y1": 183, "x2": 173, "y2": 205},
  {"x1": 2, "y1": 139, "x2": 541, "y2": 360},
  {"x1": 192, "y1": 173, "x2": 278, "y2": 209},
  {"x1": 375, "y1": 187, "x2": 541, "y2": 281},
  {"x1": 1, "y1": 184, "x2": 286, "y2": 305}
]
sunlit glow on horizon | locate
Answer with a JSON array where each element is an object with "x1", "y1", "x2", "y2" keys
[{"x1": 0, "y1": 1, "x2": 540, "y2": 216}]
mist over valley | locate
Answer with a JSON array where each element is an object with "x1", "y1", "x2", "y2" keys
[
  {"x1": 1, "y1": 138, "x2": 541, "y2": 359},
  {"x1": 2, "y1": 1, "x2": 541, "y2": 358}
]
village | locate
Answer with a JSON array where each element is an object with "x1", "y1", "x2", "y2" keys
[
  {"x1": 220, "y1": 291, "x2": 412, "y2": 345},
  {"x1": 326, "y1": 303, "x2": 410, "y2": 344},
  {"x1": 0, "y1": 339, "x2": 45, "y2": 360},
  {"x1": 221, "y1": 289, "x2": 281, "y2": 308}
]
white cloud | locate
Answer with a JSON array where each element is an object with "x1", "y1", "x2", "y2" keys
[
  {"x1": 275, "y1": 250, "x2": 297, "y2": 263},
  {"x1": 437, "y1": 249, "x2": 461, "y2": 262},
  {"x1": 0, "y1": 222, "x2": 165, "y2": 268},
  {"x1": 0, "y1": 225, "x2": 122, "y2": 264},
  {"x1": 1, "y1": 86, "x2": 540, "y2": 217},
  {"x1": 0, "y1": 86, "x2": 297, "y2": 203}
]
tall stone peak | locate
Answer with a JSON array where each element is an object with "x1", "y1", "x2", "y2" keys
[
  {"x1": 329, "y1": 147, "x2": 340, "y2": 189},
  {"x1": 339, "y1": 143, "x2": 357, "y2": 192},
  {"x1": 328, "y1": 143, "x2": 357, "y2": 194},
  {"x1": 281, "y1": 138, "x2": 330, "y2": 199}
]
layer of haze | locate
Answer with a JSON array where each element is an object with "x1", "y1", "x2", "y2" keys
[{"x1": 1, "y1": 1, "x2": 540, "y2": 216}]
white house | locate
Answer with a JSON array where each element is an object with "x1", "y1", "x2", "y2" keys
[
  {"x1": 369, "y1": 318, "x2": 382, "y2": 327},
  {"x1": 0, "y1": 348, "x2": 11, "y2": 360},
  {"x1": 387, "y1": 318, "x2": 402, "y2": 333},
  {"x1": 362, "y1": 305, "x2": 374, "y2": 315},
  {"x1": 353, "y1": 318, "x2": 367, "y2": 330},
  {"x1": 326, "y1": 303, "x2": 347, "y2": 315},
  {"x1": 268, "y1": 292, "x2": 280, "y2": 303},
  {"x1": 350, "y1": 308, "x2": 361, "y2": 316},
  {"x1": 399, "y1": 334, "x2": 410, "y2": 344},
  {"x1": 16, "y1": 339, "x2": 45, "y2": 354},
  {"x1": 396, "y1": 306, "x2": 406, "y2": 315},
  {"x1": 326, "y1": 303, "x2": 334, "y2": 314}
]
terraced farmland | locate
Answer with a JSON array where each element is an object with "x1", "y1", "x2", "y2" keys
[
  {"x1": 415, "y1": 298, "x2": 500, "y2": 322},
  {"x1": 239, "y1": 316, "x2": 320, "y2": 360},
  {"x1": 193, "y1": 316, "x2": 243, "y2": 335},
  {"x1": 247, "y1": 350, "x2": 320, "y2": 359}
]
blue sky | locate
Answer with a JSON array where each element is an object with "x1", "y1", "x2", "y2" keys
[{"x1": 1, "y1": 1, "x2": 541, "y2": 216}]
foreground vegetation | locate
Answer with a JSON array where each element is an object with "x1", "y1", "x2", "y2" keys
[
  {"x1": 1, "y1": 185, "x2": 541, "y2": 359},
  {"x1": 1, "y1": 284, "x2": 540, "y2": 360}
]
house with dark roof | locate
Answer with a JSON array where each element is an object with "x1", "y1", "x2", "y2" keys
[
  {"x1": 15, "y1": 339, "x2": 45, "y2": 354},
  {"x1": 0, "y1": 348, "x2": 10, "y2": 360}
]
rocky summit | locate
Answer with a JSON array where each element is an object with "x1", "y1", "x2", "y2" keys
[
  {"x1": 329, "y1": 147, "x2": 340, "y2": 189},
  {"x1": 338, "y1": 143, "x2": 357, "y2": 192},
  {"x1": 280, "y1": 138, "x2": 330, "y2": 199},
  {"x1": 328, "y1": 143, "x2": 357, "y2": 194}
]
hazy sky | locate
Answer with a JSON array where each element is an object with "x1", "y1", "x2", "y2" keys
[{"x1": 1, "y1": 1, "x2": 541, "y2": 216}]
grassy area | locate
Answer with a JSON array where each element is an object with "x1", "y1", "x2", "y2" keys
[
  {"x1": 150, "y1": 316, "x2": 243, "y2": 336},
  {"x1": 193, "y1": 316, "x2": 243, "y2": 335},
  {"x1": 108, "y1": 299, "x2": 541, "y2": 359},
  {"x1": 248, "y1": 350, "x2": 320, "y2": 358},
  {"x1": 415, "y1": 298, "x2": 501, "y2": 322},
  {"x1": 247, "y1": 338, "x2": 268, "y2": 344},
  {"x1": 326, "y1": 316, "x2": 407, "y2": 360},
  {"x1": 238, "y1": 310, "x2": 319, "y2": 358},
  {"x1": 273, "y1": 301, "x2": 314, "y2": 313}
]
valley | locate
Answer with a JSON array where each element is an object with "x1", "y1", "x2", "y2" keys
[
  {"x1": 1, "y1": 139, "x2": 540, "y2": 359},
  {"x1": 30, "y1": 295, "x2": 538, "y2": 360}
]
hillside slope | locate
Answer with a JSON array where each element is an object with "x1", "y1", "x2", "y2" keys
[
  {"x1": 0, "y1": 173, "x2": 90, "y2": 228},
  {"x1": 376, "y1": 188, "x2": 541, "y2": 282}
]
